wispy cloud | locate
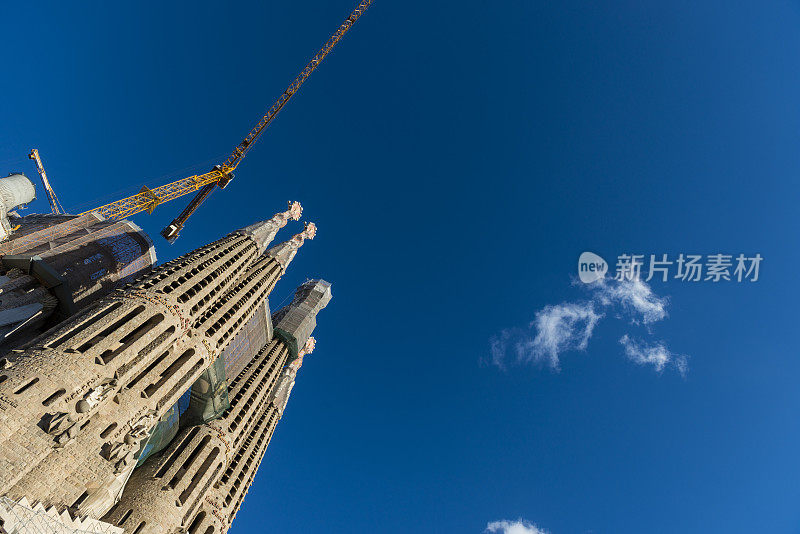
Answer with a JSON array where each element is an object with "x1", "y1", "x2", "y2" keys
[
  {"x1": 486, "y1": 519, "x2": 549, "y2": 534},
  {"x1": 595, "y1": 278, "x2": 667, "y2": 324},
  {"x1": 619, "y1": 334, "x2": 688, "y2": 376},
  {"x1": 518, "y1": 302, "x2": 602, "y2": 369},
  {"x1": 490, "y1": 278, "x2": 686, "y2": 374}
]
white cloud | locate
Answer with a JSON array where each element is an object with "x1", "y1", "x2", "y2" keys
[
  {"x1": 489, "y1": 277, "x2": 686, "y2": 374},
  {"x1": 489, "y1": 328, "x2": 516, "y2": 369},
  {"x1": 619, "y1": 334, "x2": 688, "y2": 376},
  {"x1": 486, "y1": 519, "x2": 549, "y2": 534},
  {"x1": 518, "y1": 302, "x2": 602, "y2": 368},
  {"x1": 595, "y1": 278, "x2": 667, "y2": 324}
]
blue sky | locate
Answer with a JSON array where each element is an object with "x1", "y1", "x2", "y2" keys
[{"x1": 2, "y1": 1, "x2": 800, "y2": 532}]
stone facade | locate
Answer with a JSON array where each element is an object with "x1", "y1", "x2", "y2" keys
[
  {"x1": 0, "y1": 213, "x2": 157, "y2": 351},
  {"x1": 0, "y1": 205, "x2": 322, "y2": 531},
  {"x1": 102, "y1": 280, "x2": 331, "y2": 534}
]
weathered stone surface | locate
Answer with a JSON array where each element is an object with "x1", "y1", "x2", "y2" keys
[
  {"x1": 0, "y1": 220, "x2": 313, "y2": 520},
  {"x1": 102, "y1": 282, "x2": 329, "y2": 534}
]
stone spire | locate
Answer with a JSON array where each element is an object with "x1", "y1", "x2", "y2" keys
[
  {"x1": 101, "y1": 330, "x2": 326, "y2": 533},
  {"x1": 271, "y1": 279, "x2": 331, "y2": 357},
  {"x1": 270, "y1": 337, "x2": 315, "y2": 417},
  {"x1": 0, "y1": 220, "x2": 296, "y2": 518},
  {"x1": 264, "y1": 222, "x2": 316, "y2": 270},
  {"x1": 232, "y1": 201, "x2": 302, "y2": 253}
]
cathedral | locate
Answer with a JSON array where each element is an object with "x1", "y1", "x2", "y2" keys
[{"x1": 0, "y1": 173, "x2": 330, "y2": 533}]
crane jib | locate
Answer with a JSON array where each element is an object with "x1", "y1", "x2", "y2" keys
[{"x1": 78, "y1": 0, "x2": 374, "y2": 243}]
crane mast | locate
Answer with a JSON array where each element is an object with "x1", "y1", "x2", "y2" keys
[
  {"x1": 76, "y1": 0, "x2": 373, "y2": 240},
  {"x1": 29, "y1": 149, "x2": 64, "y2": 215}
]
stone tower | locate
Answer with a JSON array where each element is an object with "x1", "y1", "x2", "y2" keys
[
  {"x1": 101, "y1": 280, "x2": 331, "y2": 534},
  {"x1": 0, "y1": 203, "x2": 327, "y2": 533}
]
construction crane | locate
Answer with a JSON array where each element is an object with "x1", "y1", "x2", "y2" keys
[
  {"x1": 29, "y1": 149, "x2": 64, "y2": 215},
  {"x1": 76, "y1": 0, "x2": 374, "y2": 243}
]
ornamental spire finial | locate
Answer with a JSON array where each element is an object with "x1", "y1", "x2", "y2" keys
[
  {"x1": 286, "y1": 201, "x2": 303, "y2": 221},
  {"x1": 288, "y1": 336, "x2": 316, "y2": 373},
  {"x1": 301, "y1": 336, "x2": 316, "y2": 358}
]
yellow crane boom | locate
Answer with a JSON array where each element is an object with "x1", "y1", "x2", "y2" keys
[
  {"x1": 79, "y1": 0, "x2": 373, "y2": 242},
  {"x1": 223, "y1": 0, "x2": 373, "y2": 172},
  {"x1": 81, "y1": 169, "x2": 223, "y2": 220}
]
